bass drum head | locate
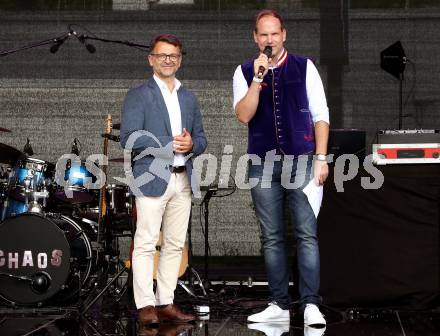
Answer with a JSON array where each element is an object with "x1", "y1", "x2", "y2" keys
[{"x1": 0, "y1": 213, "x2": 92, "y2": 305}]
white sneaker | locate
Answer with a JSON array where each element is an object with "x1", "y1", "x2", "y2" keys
[
  {"x1": 248, "y1": 302, "x2": 290, "y2": 323},
  {"x1": 248, "y1": 322, "x2": 290, "y2": 336},
  {"x1": 304, "y1": 325, "x2": 326, "y2": 336},
  {"x1": 303, "y1": 304, "x2": 326, "y2": 327}
]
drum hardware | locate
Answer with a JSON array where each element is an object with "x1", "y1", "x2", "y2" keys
[
  {"x1": 0, "y1": 270, "x2": 53, "y2": 295},
  {"x1": 80, "y1": 260, "x2": 128, "y2": 314},
  {"x1": 108, "y1": 157, "x2": 125, "y2": 163},
  {"x1": 0, "y1": 119, "x2": 132, "y2": 310},
  {"x1": 71, "y1": 138, "x2": 80, "y2": 156},
  {"x1": 79, "y1": 116, "x2": 139, "y2": 314},
  {"x1": 77, "y1": 217, "x2": 99, "y2": 236},
  {"x1": 27, "y1": 200, "x2": 44, "y2": 213},
  {"x1": 0, "y1": 271, "x2": 34, "y2": 282},
  {"x1": 101, "y1": 133, "x2": 120, "y2": 142},
  {"x1": 0, "y1": 165, "x2": 11, "y2": 180},
  {"x1": 107, "y1": 184, "x2": 132, "y2": 215},
  {"x1": 23, "y1": 137, "x2": 34, "y2": 156}
]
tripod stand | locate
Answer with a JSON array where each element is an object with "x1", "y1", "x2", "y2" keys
[
  {"x1": 80, "y1": 208, "x2": 132, "y2": 314},
  {"x1": 178, "y1": 206, "x2": 207, "y2": 298}
]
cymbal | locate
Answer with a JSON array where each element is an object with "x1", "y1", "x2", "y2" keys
[
  {"x1": 112, "y1": 123, "x2": 120, "y2": 130},
  {"x1": 0, "y1": 127, "x2": 11, "y2": 133},
  {"x1": 0, "y1": 143, "x2": 23, "y2": 164}
]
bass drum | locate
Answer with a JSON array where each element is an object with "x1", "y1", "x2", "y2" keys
[{"x1": 0, "y1": 213, "x2": 95, "y2": 306}]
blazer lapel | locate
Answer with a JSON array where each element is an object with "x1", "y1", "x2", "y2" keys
[
  {"x1": 148, "y1": 78, "x2": 172, "y2": 135},
  {"x1": 177, "y1": 88, "x2": 188, "y2": 130}
]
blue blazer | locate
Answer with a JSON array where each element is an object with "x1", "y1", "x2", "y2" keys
[{"x1": 120, "y1": 77, "x2": 207, "y2": 197}]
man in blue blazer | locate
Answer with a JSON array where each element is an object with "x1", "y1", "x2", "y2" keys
[{"x1": 120, "y1": 34, "x2": 207, "y2": 325}]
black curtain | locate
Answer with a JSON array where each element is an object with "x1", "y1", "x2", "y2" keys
[{"x1": 319, "y1": 164, "x2": 440, "y2": 309}]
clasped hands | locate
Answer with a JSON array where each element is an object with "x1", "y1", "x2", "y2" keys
[{"x1": 173, "y1": 128, "x2": 193, "y2": 153}]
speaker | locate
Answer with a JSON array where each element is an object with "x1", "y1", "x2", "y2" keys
[{"x1": 328, "y1": 129, "x2": 366, "y2": 162}]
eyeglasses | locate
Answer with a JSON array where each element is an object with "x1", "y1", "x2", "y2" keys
[{"x1": 150, "y1": 53, "x2": 181, "y2": 62}]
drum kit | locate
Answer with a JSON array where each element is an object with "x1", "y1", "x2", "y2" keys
[{"x1": 0, "y1": 120, "x2": 133, "y2": 308}]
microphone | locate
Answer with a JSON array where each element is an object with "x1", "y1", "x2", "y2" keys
[
  {"x1": 257, "y1": 46, "x2": 273, "y2": 78},
  {"x1": 23, "y1": 138, "x2": 34, "y2": 156},
  {"x1": 73, "y1": 32, "x2": 96, "y2": 54},
  {"x1": 71, "y1": 138, "x2": 80, "y2": 156},
  {"x1": 50, "y1": 33, "x2": 71, "y2": 54}
]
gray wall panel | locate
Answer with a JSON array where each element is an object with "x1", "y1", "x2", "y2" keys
[{"x1": 1, "y1": 6, "x2": 440, "y2": 257}]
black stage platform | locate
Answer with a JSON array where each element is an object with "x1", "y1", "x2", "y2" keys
[
  {"x1": 0, "y1": 285, "x2": 439, "y2": 336},
  {"x1": 1, "y1": 164, "x2": 440, "y2": 335}
]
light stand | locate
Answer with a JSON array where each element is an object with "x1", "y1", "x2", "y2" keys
[{"x1": 380, "y1": 40, "x2": 407, "y2": 129}]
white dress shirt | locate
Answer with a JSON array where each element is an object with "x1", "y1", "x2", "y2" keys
[
  {"x1": 232, "y1": 49, "x2": 330, "y2": 125},
  {"x1": 153, "y1": 74, "x2": 185, "y2": 167}
]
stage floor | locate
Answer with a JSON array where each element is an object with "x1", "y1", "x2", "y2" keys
[{"x1": 1, "y1": 285, "x2": 439, "y2": 336}]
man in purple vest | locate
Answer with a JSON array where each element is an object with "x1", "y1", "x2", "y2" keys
[{"x1": 233, "y1": 9, "x2": 329, "y2": 327}]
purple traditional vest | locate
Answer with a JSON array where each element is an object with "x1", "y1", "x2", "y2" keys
[{"x1": 241, "y1": 54, "x2": 315, "y2": 157}]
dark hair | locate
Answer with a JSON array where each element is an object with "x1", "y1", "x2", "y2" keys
[
  {"x1": 254, "y1": 9, "x2": 285, "y2": 32},
  {"x1": 149, "y1": 34, "x2": 182, "y2": 53}
]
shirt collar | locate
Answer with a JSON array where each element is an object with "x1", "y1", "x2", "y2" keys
[
  {"x1": 269, "y1": 48, "x2": 288, "y2": 69},
  {"x1": 153, "y1": 74, "x2": 181, "y2": 93}
]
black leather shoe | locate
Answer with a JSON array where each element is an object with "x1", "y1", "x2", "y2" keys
[{"x1": 156, "y1": 304, "x2": 196, "y2": 323}]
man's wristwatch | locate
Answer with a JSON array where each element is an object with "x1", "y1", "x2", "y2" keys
[
  {"x1": 253, "y1": 76, "x2": 263, "y2": 83},
  {"x1": 314, "y1": 154, "x2": 327, "y2": 162}
]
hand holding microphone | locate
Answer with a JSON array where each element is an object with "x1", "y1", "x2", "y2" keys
[{"x1": 255, "y1": 46, "x2": 273, "y2": 79}]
